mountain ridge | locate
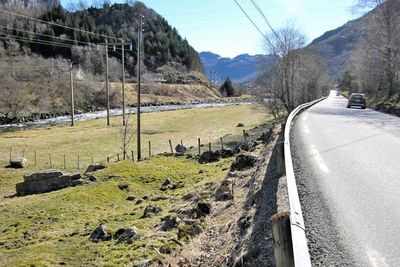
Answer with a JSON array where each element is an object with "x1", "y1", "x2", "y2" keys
[{"x1": 200, "y1": 51, "x2": 274, "y2": 84}]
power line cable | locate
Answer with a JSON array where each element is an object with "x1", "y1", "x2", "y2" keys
[
  {"x1": 0, "y1": 8, "x2": 121, "y2": 41},
  {"x1": 233, "y1": 0, "x2": 271, "y2": 46},
  {"x1": 0, "y1": 25, "x2": 97, "y2": 47}
]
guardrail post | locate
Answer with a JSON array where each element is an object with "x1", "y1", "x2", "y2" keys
[
  {"x1": 271, "y1": 212, "x2": 294, "y2": 267},
  {"x1": 276, "y1": 128, "x2": 285, "y2": 176}
]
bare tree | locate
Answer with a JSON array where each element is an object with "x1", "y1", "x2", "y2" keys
[
  {"x1": 354, "y1": 0, "x2": 400, "y2": 96},
  {"x1": 120, "y1": 114, "x2": 135, "y2": 160},
  {"x1": 263, "y1": 23, "x2": 328, "y2": 113}
]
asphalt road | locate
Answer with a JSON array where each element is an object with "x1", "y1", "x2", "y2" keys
[{"x1": 291, "y1": 90, "x2": 400, "y2": 266}]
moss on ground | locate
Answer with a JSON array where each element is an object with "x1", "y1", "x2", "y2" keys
[{"x1": 0, "y1": 156, "x2": 231, "y2": 266}]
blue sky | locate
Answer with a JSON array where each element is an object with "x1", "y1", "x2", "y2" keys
[{"x1": 62, "y1": 0, "x2": 370, "y2": 58}]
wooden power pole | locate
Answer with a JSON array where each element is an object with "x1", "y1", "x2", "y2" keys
[
  {"x1": 122, "y1": 39, "x2": 126, "y2": 126},
  {"x1": 105, "y1": 39, "x2": 110, "y2": 126},
  {"x1": 137, "y1": 14, "x2": 143, "y2": 161},
  {"x1": 69, "y1": 62, "x2": 75, "y2": 126}
]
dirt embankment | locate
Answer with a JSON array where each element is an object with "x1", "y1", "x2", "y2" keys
[{"x1": 163, "y1": 124, "x2": 286, "y2": 267}]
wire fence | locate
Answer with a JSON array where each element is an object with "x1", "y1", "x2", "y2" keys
[{"x1": 2, "y1": 131, "x2": 250, "y2": 173}]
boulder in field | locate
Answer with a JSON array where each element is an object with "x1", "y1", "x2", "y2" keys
[
  {"x1": 89, "y1": 224, "x2": 112, "y2": 243},
  {"x1": 9, "y1": 157, "x2": 28, "y2": 168},
  {"x1": 114, "y1": 226, "x2": 139, "y2": 244},
  {"x1": 175, "y1": 144, "x2": 188, "y2": 153},
  {"x1": 198, "y1": 151, "x2": 219, "y2": 164},
  {"x1": 161, "y1": 216, "x2": 181, "y2": 231},
  {"x1": 85, "y1": 163, "x2": 106, "y2": 174},
  {"x1": 142, "y1": 205, "x2": 162, "y2": 218},
  {"x1": 16, "y1": 169, "x2": 87, "y2": 196}
]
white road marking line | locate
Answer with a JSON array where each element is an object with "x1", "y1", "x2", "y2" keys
[
  {"x1": 303, "y1": 125, "x2": 310, "y2": 134},
  {"x1": 367, "y1": 248, "x2": 388, "y2": 267},
  {"x1": 310, "y1": 145, "x2": 330, "y2": 173}
]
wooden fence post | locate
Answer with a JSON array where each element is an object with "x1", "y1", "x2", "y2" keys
[
  {"x1": 220, "y1": 137, "x2": 224, "y2": 150},
  {"x1": 117, "y1": 154, "x2": 120, "y2": 161},
  {"x1": 64, "y1": 154, "x2": 66, "y2": 169},
  {"x1": 9, "y1": 147, "x2": 12, "y2": 162},
  {"x1": 107, "y1": 156, "x2": 110, "y2": 163},
  {"x1": 131, "y1": 150, "x2": 134, "y2": 161},
  {"x1": 271, "y1": 212, "x2": 294, "y2": 267},
  {"x1": 34, "y1": 150, "x2": 37, "y2": 166},
  {"x1": 77, "y1": 155, "x2": 80, "y2": 171},
  {"x1": 180, "y1": 140, "x2": 183, "y2": 146},
  {"x1": 169, "y1": 139, "x2": 173, "y2": 154},
  {"x1": 148, "y1": 141, "x2": 151, "y2": 157},
  {"x1": 49, "y1": 153, "x2": 52, "y2": 168},
  {"x1": 209, "y1": 142, "x2": 211, "y2": 152},
  {"x1": 91, "y1": 156, "x2": 94, "y2": 164},
  {"x1": 22, "y1": 148, "x2": 25, "y2": 158},
  {"x1": 198, "y1": 138, "x2": 201, "y2": 155}
]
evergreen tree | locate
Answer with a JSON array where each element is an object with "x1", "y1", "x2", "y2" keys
[{"x1": 219, "y1": 77, "x2": 236, "y2": 97}]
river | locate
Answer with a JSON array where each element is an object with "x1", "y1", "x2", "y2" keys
[{"x1": 0, "y1": 100, "x2": 253, "y2": 132}]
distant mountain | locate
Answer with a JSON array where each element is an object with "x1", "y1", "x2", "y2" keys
[
  {"x1": 200, "y1": 52, "x2": 274, "y2": 84},
  {"x1": 307, "y1": 10, "x2": 374, "y2": 79},
  {"x1": 0, "y1": 0, "x2": 59, "y2": 7}
]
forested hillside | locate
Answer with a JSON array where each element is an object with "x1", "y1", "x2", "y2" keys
[
  {"x1": 340, "y1": 0, "x2": 400, "y2": 114},
  {"x1": 0, "y1": 1, "x2": 205, "y2": 123}
]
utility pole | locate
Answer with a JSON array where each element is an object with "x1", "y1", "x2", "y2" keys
[
  {"x1": 122, "y1": 39, "x2": 126, "y2": 126},
  {"x1": 105, "y1": 39, "x2": 110, "y2": 126},
  {"x1": 137, "y1": 14, "x2": 143, "y2": 161},
  {"x1": 69, "y1": 62, "x2": 75, "y2": 126}
]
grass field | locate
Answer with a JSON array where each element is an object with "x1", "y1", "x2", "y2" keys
[
  {"x1": 0, "y1": 104, "x2": 269, "y2": 198},
  {"x1": 0, "y1": 104, "x2": 272, "y2": 266}
]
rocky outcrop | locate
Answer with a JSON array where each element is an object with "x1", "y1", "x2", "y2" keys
[{"x1": 15, "y1": 170, "x2": 87, "y2": 196}]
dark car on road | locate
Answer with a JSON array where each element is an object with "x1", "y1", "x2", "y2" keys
[{"x1": 347, "y1": 93, "x2": 366, "y2": 109}]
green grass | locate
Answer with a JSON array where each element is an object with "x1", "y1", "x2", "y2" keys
[
  {"x1": 0, "y1": 104, "x2": 271, "y2": 197},
  {"x1": 0, "y1": 156, "x2": 232, "y2": 266},
  {"x1": 0, "y1": 104, "x2": 273, "y2": 266}
]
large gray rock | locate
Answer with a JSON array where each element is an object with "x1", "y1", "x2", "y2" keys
[
  {"x1": 142, "y1": 205, "x2": 162, "y2": 218},
  {"x1": 198, "y1": 151, "x2": 219, "y2": 164},
  {"x1": 161, "y1": 216, "x2": 181, "y2": 231},
  {"x1": 85, "y1": 163, "x2": 106, "y2": 174},
  {"x1": 9, "y1": 157, "x2": 28, "y2": 168},
  {"x1": 16, "y1": 169, "x2": 87, "y2": 196},
  {"x1": 89, "y1": 224, "x2": 112, "y2": 243},
  {"x1": 230, "y1": 153, "x2": 259, "y2": 171},
  {"x1": 24, "y1": 169, "x2": 63, "y2": 182},
  {"x1": 113, "y1": 226, "x2": 138, "y2": 244},
  {"x1": 175, "y1": 144, "x2": 188, "y2": 153}
]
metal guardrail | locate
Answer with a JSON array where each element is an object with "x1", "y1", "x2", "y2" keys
[{"x1": 283, "y1": 98, "x2": 325, "y2": 267}]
